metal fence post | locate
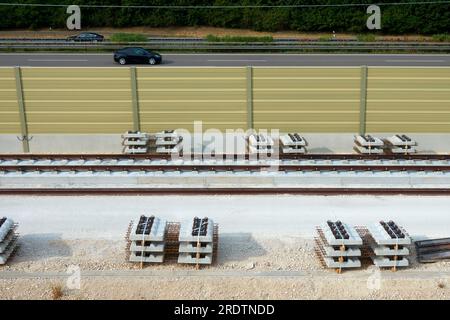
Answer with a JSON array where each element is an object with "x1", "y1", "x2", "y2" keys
[
  {"x1": 14, "y1": 66, "x2": 30, "y2": 153},
  {"x1": 246, "y1": 66, "x2": 254, "y2": 130},
  {"x1": 130, "y1": 66, "x2": 140, "y2": 131},
  {"x1": 359, "y1": 65, "x2": 368, "y2": 135}
]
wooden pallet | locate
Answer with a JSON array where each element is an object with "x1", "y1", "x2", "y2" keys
[{"x1": 124, "y1": 220, "x2": 133, "y2": 262}]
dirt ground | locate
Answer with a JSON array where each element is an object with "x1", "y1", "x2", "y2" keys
[
  {"x1": 0, "y1": 26, "x2": 435, "y2": 41},
  {"x1": 0, "y1": 235, "x2": 449, "y2": 300}
]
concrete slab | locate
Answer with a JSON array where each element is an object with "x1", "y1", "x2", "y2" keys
[
  {"x1": 372, "y1": 256, "x2": 409, "y2": 268},
  {"x1": 0, "y1": 230, "x2": 16, "y2": 253},
  {"x1": 386, "y1": 135, "x2": 417, "y2": 147},
  {"x1": 129, "y1": 217, "x2": 167, "y2": 242},
  {"x1": 0, "y1": 218, "x2": 14, "y2": 242},
  {"x1": 355, "y1": 145, "x2": 384, "y2": 154},
  {"x1": 322, "y1": 223, "x2": 363, "y2": 246},
  {"x1": 179, "y1": 219, "x2": 214, "y2": 242},
  {"x1": 178, "y1": 253, "x2": 213, "y2": 265},
  {"x1": 355, "y1": 135, "x2": 384, "y2": 147},
  {"x1": 372, "y1": 245, "x2": 410, "y2": 256},
  {"x1": 323, "y1": 246, "x2": 361, "y2": 257},
  {"x1": 123, "y1": 146, "x2": 148, "y2": 154},
  {"x1": 179, "y1": 242, "x2": 214, "y2": 254},
  {"x1": 323, "y1": 257, "x2": 361, "y2": 269},
  {"x1": 122, "y1": 139, "x2": 148, "y2": 146},
  {"x1": 129, "y1": 242, "x2": 165, "y2": 253},
  {"x1": 282, "y1": 147, "x2": 307, "y2": 154},
  {"x1": 129, "y1": 252, "x2": 164, "y2": 263},
  {"x1": 280, "y1": 134, "x2": 307, "y2": 147},
  {"x1": 0, "y1": 238, "x2": 17, "y2": 265},
  {"x1": 368, "y1": 223, "x2": 412, "y2": 246},
  {"x1": 121, "y1": 132, "x2": 149, "y2": 140}
]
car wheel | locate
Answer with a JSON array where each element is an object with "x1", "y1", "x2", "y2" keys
[
  {"x1": 149, "y1": 58, "x2": 156, "y2": 65},
  {"x1": 119, "y1": 58, "x2": 127, "y2": 65}
]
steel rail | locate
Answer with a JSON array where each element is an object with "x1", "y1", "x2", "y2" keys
[
  {"x1": 0, "y1": 187, "x2": 448, "y2": 195},
  {"x1": 0, "y1": 153, "x2": 448, "y2": 161},
  {"x1": 1, "y1": 165, "x2": 449, "y2": 172}
]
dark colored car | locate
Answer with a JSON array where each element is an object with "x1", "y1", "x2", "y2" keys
[
  {"x1": 67, "y1": 32, "x2": 104, "y2": 42},
  {"x1": 113, "y1": 47, "x2": 162, "y2": 65}
]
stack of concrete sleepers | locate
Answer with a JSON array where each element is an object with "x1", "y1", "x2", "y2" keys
[
  {"x1": 0, "y1": 217, "x2": 18, "y2": 265},
  {"x1": 367, "y1": 220, "x2": 411, "y2": 270},
  {"x1": 385, "y1": 135, "x2": 417, "y2": 154},
  {"x1": 178, "y1": 217, "x2": 214, "y2": 266},
  {"x1": 128, "y1": 215, "x2": 167, "y2": 264},
  {"x1": 154, "y1": 130, "x2": 183, "y2": 154},
  {"x1": 248, "y1": 133, "x2": 274, "y2": 155},
  {"x1": 315, "y1": 220, "x2": 363, "y2": 273},
  {"x1": 280, "y1": 133, "x2": 307, "y2": 154},
  {"x1": 122, "y1": 131, "x2": 149, "y2": 154},
  {"x1": 354, "y1": 135, "x2": 384, "y2": 154}
]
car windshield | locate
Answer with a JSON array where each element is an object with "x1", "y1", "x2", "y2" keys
[{"x1": 134, "y1": 48, "x2": 147, "y2": 55}]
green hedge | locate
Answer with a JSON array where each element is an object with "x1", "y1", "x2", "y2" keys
[
  {"x1": 110, "y1": 33, "x2": 148, "y2": 42},
  {"x1": 432, "y1": 34, "x2": 450, "y2": 42},
  {"x1": 206, "y1": 34, "x2": 273, "y2": 42},
  {"x1": 356, "y1": 34, "x2": 377, "y2": 42}
]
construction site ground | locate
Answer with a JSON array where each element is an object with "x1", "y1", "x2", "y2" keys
[{"x1": 0, "y1": 195, "x2": 449, "y2": 300}]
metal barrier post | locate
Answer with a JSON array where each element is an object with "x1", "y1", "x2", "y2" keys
[
  {"x1": 359, "y1": 65, "x2": 368, "y2": 135},
  {"x1": 130, "y1": 66, "x2": 140, "y2": 131},
  {"x1": 246, "y1": 66, "x2": 254, "y2": 130},
  {"x1": 14, "y1": 66, "x2": 30, "y2": 153}
]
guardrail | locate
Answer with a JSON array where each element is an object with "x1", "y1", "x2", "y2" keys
[{"x1": 1, "y1": 40, "x2": 449, "y2": 51}]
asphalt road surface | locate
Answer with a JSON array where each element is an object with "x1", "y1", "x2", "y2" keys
[{"x1": 0, "y1": 53, "x2": 449, "y2": 67}]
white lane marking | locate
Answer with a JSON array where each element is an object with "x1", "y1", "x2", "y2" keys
[
  {"x1": 384, "y1": 59, "x2": 446, "y2": 63},
  {"x1": 207, "y1": 59, "x2": 267, "y2": 62},
  {"x1": 0, "y1": 53, "x2": 110, "y2": 56},
  {"x1": 27, "y1": 59, "x2": 89, "y2": 62}
]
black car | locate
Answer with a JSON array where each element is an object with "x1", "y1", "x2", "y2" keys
[
  {"x1": 67, "y1": 32, "x2": 104, "y2": 42},
  {"x1": 113, "y1": 47, "x2": 162, "y2": 65}
]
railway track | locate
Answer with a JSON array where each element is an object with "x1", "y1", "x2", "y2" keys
[
  {"x1": 2, "y1": 164, "x2": 449, "y2": 172},
  {"x1": 0, "y1": 153, "x2": 449, "y2": 173},
  {"x1": 1, "y1": 153, "x2": 449, "y2": 160},
  {"x1": 1, "y1": 153, "x2": 449, "y2": 195}
]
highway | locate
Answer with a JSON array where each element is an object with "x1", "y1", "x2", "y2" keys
[{"x1": 0, "y1": 53, "x2": 449, "y2": 66}]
